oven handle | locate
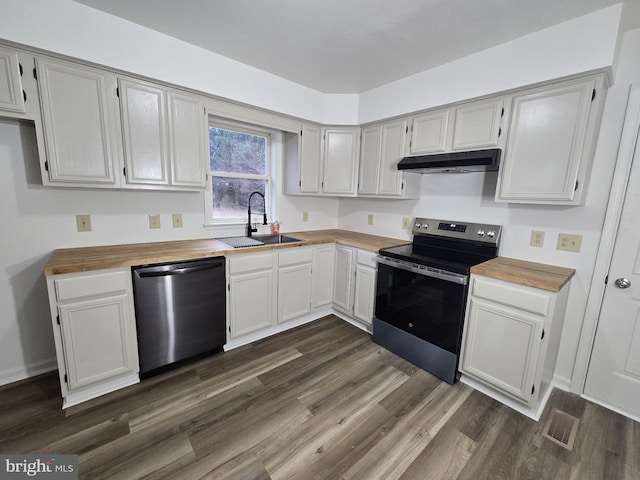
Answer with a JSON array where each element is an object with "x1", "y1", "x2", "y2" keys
[{"x1": 376, "y1": 255, "x2": 469, "y2": 285}]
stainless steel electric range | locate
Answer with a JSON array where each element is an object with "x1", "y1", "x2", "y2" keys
[{"x1": 373, "y1": 217, "x2": 502, "y2": 383}]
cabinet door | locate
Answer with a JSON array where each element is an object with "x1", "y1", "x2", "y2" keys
[
  {"x1": 0, "y1": 48, "x2": 25, "y2": 113},
  {"x1": 36, "y1": 58, "x2": 121, "y2": 185},
  {"x1": 353, "y1": 264, "x2": 376, "y2": 325},
  {"x1": 333, "y1": 246, "x2": 354, "y2": 312},
  {"x1": 407, "y1": 109, "x2": 450, "y2": 155},
  {"x1": 229, "y1": 269, "x2": 274, "y2": 337},
  {"x1": 278, "y1": 263, "x2": 312, "y2": 323},
  {"x1": 322, "y1": 127, "x2": 360, "y2": 195},
  {"x1": 167, "y1": 91, "x2": 207, "y2": 188},
  {"x1": 358, "y1": 125, "x2": 381, "y2": 195},
  {"x1": 452, "y1": 99, "x2": 504, "y2": 150},
  {"x1": 496, "y1": 80, "x2": 595, "y2": 203},
  {"x1": 119, "y1": 78, "x2": 169, "y2": 186},
  {"x1": 461, "y1": 296, "x2": 544, "y2": 405},
  {"x1": 58, "y1": 294, "x2": 137, "y2": 390},
  {"x1": 312, "y1": 245, "x2": 335, "y2": 309},
  {"x1": 378, "y1": 119, "x2": 408, "y2": 196},
  {"x1": 299, "y1": 123, "x2": 322, "y2": 193}
]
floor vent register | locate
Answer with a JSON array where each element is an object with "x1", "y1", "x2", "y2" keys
[{"x1": 542, "y1": 408, "x2": 580, "y2": 451}]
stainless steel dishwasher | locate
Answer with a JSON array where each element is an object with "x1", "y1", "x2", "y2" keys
[{"x1": 132, "y1": 257, "x2": 226, "y2": 376}]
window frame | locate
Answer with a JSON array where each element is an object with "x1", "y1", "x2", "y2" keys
[{"x1": 205, "y1": 119, "x2": 273, "y2": 226}]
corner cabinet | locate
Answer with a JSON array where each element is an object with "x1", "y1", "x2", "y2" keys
[
  {"x1": 284, "y1": 125, "x2": 360, "y2": 196},
  {"x1": 36, "y1": 58, "x2": 123, "y2": 187},
  {"x1": 46, "y1": 268, "x2": 140, "y2": 408},
  {"x1": 333, "y1": 246, "x2": 378, "y2": 330},
  {"x1": 460, "y1": 274, "x2": 570, "y2": 414},
  {"x1": 495, "y1": 75, "x2": 607, "y2": 205},
  {"x1": 358, "y1": 119, "x2": 420, "y2": 198}
]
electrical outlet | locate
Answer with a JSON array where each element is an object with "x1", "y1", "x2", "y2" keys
[
  {"x1": 402, "y1": 217, "x2": 411, "y2": 229},
  {"x1": 149, "y1": 214, "x2": 161, "y2": 229},
  {"x1": 557, "y1": 233, "x2": 583, "y2": 252},
  {"x1": 530, "y1": 230, "x2": 545, "y2": 247},
  {"x1": 76, "y1": 214, "x2": 92, "y2": 232},
  {"x1": 302, "y1": 211, "x2": 308, "y2": 222},
  {"x1": 172, "y1": 213, "x2": 183, "y2": 228},
  {"x1": 368, "y1": 214, "x2": 374, "y2": 225}
]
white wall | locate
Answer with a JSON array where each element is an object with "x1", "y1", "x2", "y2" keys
[
  {"x1": 358, "y1": 4, "x2": 623, "y2": 124},
  {"x1": 338, "y1": 26, "x2": 640, "y2": 387}
]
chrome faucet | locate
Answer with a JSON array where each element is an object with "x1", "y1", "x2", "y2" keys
[{"x1": 247, "y1": 191, "x2": 267, "y2": 237}]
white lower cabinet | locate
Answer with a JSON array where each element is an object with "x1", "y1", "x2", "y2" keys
[
  {"x1": 333, "y1": 246, "x2": 377, "y2": 329},
  {"x1": 460, "y1": 274, "x2": 570, "y2": 414},
  {"x1": 46, "y1": 268, "x2": 139, "y2": 408},
  {"x1": 227, "y1": 245, "x2": 336, "y2": 343},
  {"x1": 228, "y1": 251, "x2": 277, "y2": 338},
  {"x1": 278, "y1": 248, "x2": 313, "y2": 323}
]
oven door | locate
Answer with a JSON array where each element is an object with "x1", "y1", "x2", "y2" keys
[{"x1": 374, "y1": 256, "x2": 468, "y2": 355}]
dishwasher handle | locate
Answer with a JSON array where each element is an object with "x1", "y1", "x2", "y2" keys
[{"x1": 136, "y1": 260, "x2": 223, "y2": 278}]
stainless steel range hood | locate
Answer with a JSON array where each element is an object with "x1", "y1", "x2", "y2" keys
[{"x1": 397, "y1": 148, "x2": 501, "y2": 173}]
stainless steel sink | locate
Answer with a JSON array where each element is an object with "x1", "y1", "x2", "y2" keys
[
  {"x1": 216, "y1": 234, "x2": 302, "y2": 248},
  {"x1": 251, "y1": 234, "x2": 302, "y2": 245}
]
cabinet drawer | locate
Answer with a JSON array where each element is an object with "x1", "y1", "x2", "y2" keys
[
  {"x1": 356, "y1": 249, "x2": 377, "y2": 268},
  {"x1": 471, "y1": 276, "x2": 550, "y2": 316},
  {"x1": 55, "y1": 270, "x2": 130, "y2": 302},
  {"x1": 279, "y1": 248, "x2": 313, "y2": 267},
  {"x1": 229, "y1": 252, "x2": 274, "y2": 274}
]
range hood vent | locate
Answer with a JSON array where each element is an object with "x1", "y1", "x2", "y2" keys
[{"x1": 397, "y1": 148, "x2": 501, "y2": 173}]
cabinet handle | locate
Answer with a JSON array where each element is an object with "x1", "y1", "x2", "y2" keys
[{"x1": 23, "y1": 90, "x2": 27, "y2": 103}]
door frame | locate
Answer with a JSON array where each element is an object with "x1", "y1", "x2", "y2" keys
[{"x1": 571, "y1": 82, "x2": 640, "y2": 393}]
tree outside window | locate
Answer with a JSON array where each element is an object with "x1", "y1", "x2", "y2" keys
[{"x1": 209, "y1": 123, "x2": 271, "y2": 222}]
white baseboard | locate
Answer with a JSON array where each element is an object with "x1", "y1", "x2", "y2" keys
[
  {"x1": 581, "y1": 393, "x2": 640, "y2": 423},
  {"x1": 552, "y1": 373, "x2": 572, "y2": 392},
  {"x1": 0, "y1": 357, "x2": 58, "y2": 387}
]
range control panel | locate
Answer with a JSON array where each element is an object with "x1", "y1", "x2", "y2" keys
[{"x1": 412, "y1": 217, "x2": 502, "y2": 244}]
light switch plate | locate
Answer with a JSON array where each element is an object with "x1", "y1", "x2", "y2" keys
[
  {"x1": 402, "y1": 217, "x2": 411, "y2": 229},
  {"x1": 368, "y1": 214, "x2": 374, "y2": 225},
  {"x1": 302, "y1": 211, "x2": 309, "y2": 222},
  {"x1": 149, "y1": 214, "x2": 161, "y2": 229},
  {"x1": 557, "y1": 233, "x2": 582, "y2": 252},
  {"x1": 76, "y1": 214, "x2": 92, "y2": 232},
  {"x1": 172, "y1": 213, "x2": 183, "y2": 228}
]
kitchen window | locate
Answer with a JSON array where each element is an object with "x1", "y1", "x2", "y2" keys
[{"x1": 206, "y1": 121, "x2": 272, "y2": 225}]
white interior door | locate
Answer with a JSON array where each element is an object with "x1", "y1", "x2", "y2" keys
[{"x1": 583, "y1": 86, "x2": 640, "y2": 421}]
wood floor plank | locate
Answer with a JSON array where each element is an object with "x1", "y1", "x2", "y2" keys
[
  {"x1": 129, "y1": 347, "x2": 302, "y2": 432},
  {"x1": 0, "y1": 315, "x2": 637, "y2": 480},
  {"x1": 397, "y1": 424, "x2": 477, "y2": 480},
  {"x1": 262, "y1": 365, "x2": 410, "y2": 480},
  {"x1": 342, "y1": 382, "x2": 473, "y2": 480}
]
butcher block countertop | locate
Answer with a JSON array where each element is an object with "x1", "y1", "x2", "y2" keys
[
  {"x1": 471, "y1": 257, "x2": 575, "y2": 292},
  {"x1": 44, "y1": 229, "x2": 408, "y2": 276}
]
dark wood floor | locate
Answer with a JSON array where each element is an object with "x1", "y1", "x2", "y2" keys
[{"x1": 1, "y1": 315, "x2": 638, "y2": 479}]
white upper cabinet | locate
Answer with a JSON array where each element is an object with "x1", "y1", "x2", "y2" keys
[
  {"x1": 167, "y1": 91, "x2": 207, "y2": 188},
  {"x1": 119, "y1": 78, "x2": 207, "y2": 189},
  {"x1": 496, "y1": 76, "x2": 606, "y2": 204},
  {"x1": 322, "y1": 127, "x2": 360, "y2": 195},
  {"x1": 36, "y1": 58, "x2": 122, "y2": 186},
  {"x1": 119, "y1": 78, "x2": 169, "y2": 186},
  {"x1": 407, "y1": 98, "x2": 505, "y2": 156},
  {"x1": 299, "y1": 123, "x2": 322, "y2": 193},
  {"x1": 359, "y1": 119, "x2": 420, "y2": 198},
  {"x1": 406, "y1": 108, "x2": 450, "y2": 155},
  {"x1": 452, "y1": 98, "x2": 504, "y2": 150},
  {"x1": 0, "y1": 47, "x2": 25, "y2": 114}
]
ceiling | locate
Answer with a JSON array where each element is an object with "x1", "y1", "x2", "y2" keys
[{"x1": 73, "y1": 0, "x2": 621, "y2": 93}]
